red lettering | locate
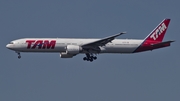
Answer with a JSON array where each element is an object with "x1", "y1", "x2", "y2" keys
[
  {"x1": 32, "y1": 40, "x2": 43, "y2": 49},
  {"x1": 42, "y1": 40, "x2": 56, "y2": 49},
  {"x1": 26, "y1": 40, "x2": 35, "y2": 49},
  {"x1": 26, "y1": 40, "x2": 56, "y2": 49}
]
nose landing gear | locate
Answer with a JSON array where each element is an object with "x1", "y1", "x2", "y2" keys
[
  {"x1": 16, "y1": 52, "x2": 21, "y2": 59},
  {"x1": 83, "y1": 53, "x2": 97, "y2": 62}
]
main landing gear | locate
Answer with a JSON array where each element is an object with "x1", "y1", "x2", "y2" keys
[
  {"x1": 16, "y1": 52, "x2": 21, "y2": 59},
  {"x1": 83, "y1": 53, "x2": 97, "y2": 62}
]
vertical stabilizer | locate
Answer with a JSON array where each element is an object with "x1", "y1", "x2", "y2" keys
[
  {"x1": 134, "y1": 19, "x2": 171, "y2": 53},
  {"x1": 144, "y1": 18, "x2": 170, "y2": 42}
]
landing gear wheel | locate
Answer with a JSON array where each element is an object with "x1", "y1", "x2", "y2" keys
[
  {"x1": 90, "y1": 58, "x2": 93, "y2": 62},
  {"x1": 18, "y1": 56, "x2": 21, "y2": 59},
  {"x1": 83, "y1": 53, "x2": 98, "y2": 62},
  {"x1": 16, "y1": 52, "x2": 21, "y2": 59},
  {"x1": 93, "y1": 56, "x2": 97, "y2": 60},
  {"x1": 83, "y1": 57, "x2": 87, "y2": 61}
]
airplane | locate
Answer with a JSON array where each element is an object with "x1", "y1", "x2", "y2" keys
[{"x1": 6, "y1": 18, "x2": 174, "y2": 62}]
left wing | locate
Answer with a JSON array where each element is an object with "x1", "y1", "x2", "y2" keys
[{"x1": 82, "y1": 32, "x2": 126, "y2": 48}]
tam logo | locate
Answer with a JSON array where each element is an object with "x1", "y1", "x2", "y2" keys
[
  {"x1": 150, "y1": 23, "x2": 167, "y2": 40},
  {"x1": 26, "y1": 40, "x2": 56, "y2": 49}
]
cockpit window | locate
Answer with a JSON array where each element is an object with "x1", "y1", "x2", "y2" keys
[{"x1": 10, "y1": 41, "x2": 14, "y2": 44}]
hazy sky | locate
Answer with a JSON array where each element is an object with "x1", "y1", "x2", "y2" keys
[{"x1": 1, "y1": 0, "x2": 180, "y2": 101}]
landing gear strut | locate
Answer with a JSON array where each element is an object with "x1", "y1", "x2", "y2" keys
[
  {"x1": 83, "y1": 53, "x2": 97, "y2": 62},
  {"x1": 16, "y1": 52, "x2": 21, "y2": 59}
]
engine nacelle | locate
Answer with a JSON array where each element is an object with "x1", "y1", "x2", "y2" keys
[
  {"x1": 66, "y1": 45, "x2": 82, "y2": 54},
  {"x1": 60, "y1": 52, "x2": 74, "y2": 58}
]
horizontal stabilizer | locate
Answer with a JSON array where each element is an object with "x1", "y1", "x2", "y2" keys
[{"x1": 151, "y1": 40, "x2": 174, "y2": 47}]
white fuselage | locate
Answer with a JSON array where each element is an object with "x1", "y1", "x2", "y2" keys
[
  {"x1": 5, "y1": 19, "x2": 172, "y2": 61},
  {"x1": 6, "y1": 38, "x2": 143, "y2": 53}
]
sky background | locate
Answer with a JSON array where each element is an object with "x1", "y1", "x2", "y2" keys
[{"x1": 0, "y1": 0, "x2": 180, "y2": 101}]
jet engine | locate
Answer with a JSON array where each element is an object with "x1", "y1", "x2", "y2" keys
[
  {"x1": 60, "y1": 52, "x2": 74, "y2": 58},
  {"x1": 66, "y1": 45, "x2": 82, "y2": 54},
  {"x1": 59, "y1": 45, "x2": 82, "y2": 58}
]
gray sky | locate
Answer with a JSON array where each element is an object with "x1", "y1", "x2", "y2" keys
[{"x1": 0, "y1": 0, "x2": 180, "y2": 101}]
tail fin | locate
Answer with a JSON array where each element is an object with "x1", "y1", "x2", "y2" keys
[
  {"x1": 133, "y1": 19, "x2": 171, "y2": 53},
  {"x1": 144, "y1": 18, "x2": 170, "y2": 42}
]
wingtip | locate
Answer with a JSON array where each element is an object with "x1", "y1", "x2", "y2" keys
[{"x1": 120, "y1": 31, "x2": 127, "y2": 34}]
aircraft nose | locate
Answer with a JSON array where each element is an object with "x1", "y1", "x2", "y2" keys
[{"x1": 6, "y1": 44, "x2": 11, "y2": 49}]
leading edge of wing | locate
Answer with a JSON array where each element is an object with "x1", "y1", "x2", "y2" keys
[{"x1": 82, "y1": 32, "x2": 126, "y2": 48}]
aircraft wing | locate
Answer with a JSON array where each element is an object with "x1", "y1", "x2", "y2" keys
[{"x1": 82, "y1": 32, "x2": 126, "y2": 49}]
